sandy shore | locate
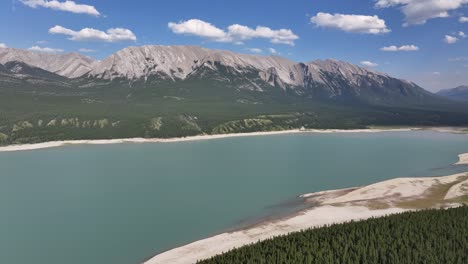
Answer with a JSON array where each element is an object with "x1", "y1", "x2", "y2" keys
[
  {"x1": 145, "y1": 206, "x2": 406, "y2": 264},
  {"x1": 144, "y1": 172, "x2": 468, "y2": 264},
  {"x1": 455, "y1": 153, "x2": 468, "y2": 165},
  {"x1": 0, "y1": 128, "x2": 418, "y2": 153}
]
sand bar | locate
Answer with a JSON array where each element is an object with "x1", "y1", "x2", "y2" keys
[
  {"x1": 455, "y1": 153, "x2": 468, "y2": 165},
  {"x1": 144, "y1": 172, "x2": 468, "y2": 264}
]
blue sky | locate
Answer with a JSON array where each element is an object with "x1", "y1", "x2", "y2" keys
[{"x1": 1, "y1": 0, "x2": 467, "y2": 91}]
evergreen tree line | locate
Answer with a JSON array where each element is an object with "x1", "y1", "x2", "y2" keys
[{"x1": 199, "y1": 206, "x2": 468, "y2": 264}]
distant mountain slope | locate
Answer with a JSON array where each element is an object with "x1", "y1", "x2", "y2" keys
[
  {"x1": 0, "y1": 61, "x2": 71, "y2": 89},
  {"x1": 437, "y1": 86, "x2": 468, "y2": 102},
  {"x1": 3, "y1": 61, "x2": 67, "y2": 80},
  {"x1": 0, "y1": 48, "x2": 95, "y2": 78}
]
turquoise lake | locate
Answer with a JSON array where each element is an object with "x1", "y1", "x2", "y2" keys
[{"x1": 1, "y1": 131, "x2": 468, "y2": 264}]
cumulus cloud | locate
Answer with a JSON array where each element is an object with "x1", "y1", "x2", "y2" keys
[
  {"x1": 168, "y1": 19, "x2": 299, "y2": 46},
  {"x1": 49, "y1": 25, "x2": 137, "y2": 42},
  {"x1": 20, "y1": 0, "x2": 100, "y2": 16},
  {"x1": 227, "y1": 24, "x2": 299, "y2": 45},
  {"x1": 375, "y1": 0, "x2": 468, "y2": 25},
  {"x1": 78, "y1": 48, "x2": 96, "y2": 53},
  {"x1": 380, "y1": 44, "x2": 419, "y2": 51},
  {"x1": 360, "y1": 61, "x2": 379, "y2": 67},
  {"x1": 310, "y1": 12, "x2": 390, "y2": 34},
  {"x1": 458, "y1": 31, "x2": 466, "y2": 38},
  {"x1": 28, "y1": 45, "x2": 64, "y2": 53},
  {"x1": 460, "y1": 16, "x2": 468, "y2": 22},
  {"x1": 168, "y1": 19, "x2": 227, "y2": 41},
  {"x1": 444, "y1": 35, "x2": 458, "y2": 44},
  {"x1": 268, "y1": 48, "x2": 277, "y2": 54},
  {"x1": 0, "y1": 43, "x2": 7, "y2": 48}
]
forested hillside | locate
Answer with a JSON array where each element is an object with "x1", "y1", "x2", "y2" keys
[
  {"x1": 199, "y1": 207, "x2": 468, "y2": 264},
  {"x1": 2, "y1": 46, "x2": 468, "y2": 146}
]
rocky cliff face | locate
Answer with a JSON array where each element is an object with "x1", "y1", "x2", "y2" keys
[
  {"x1": 0, "y1": 48, "x2": 95, "y2": 78},
  {"x1": 0, "y1": 45, "x2": 436, "y2": 105}
]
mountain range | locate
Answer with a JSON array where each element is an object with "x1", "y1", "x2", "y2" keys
[
  {"x1": 0, "y1": 45, "x2": 467, "y2": 145},
  {"x1": 437, "y1": 86, "x2": 468, "y2": 102},
  {"x1": 0, "y1": 45, "x2": 435, "y2": 103}
]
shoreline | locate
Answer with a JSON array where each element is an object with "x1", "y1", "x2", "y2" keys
[
  {"x1": 0, "y1": 127, "x2": 425, "y2": 153},
  {"x1": 455, "y1": 153, "x2": 468, "y2": 165},
  {"x1": 2, "y1": 127, "x2": 466, "y2": 263},
  {"x1": 144, "y1": 161, "x2": 468, "y2": 264}
]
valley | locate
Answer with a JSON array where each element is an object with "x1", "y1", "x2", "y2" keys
[{"x1": 1, "y1": 46, "x2": 467, "y2": 146}]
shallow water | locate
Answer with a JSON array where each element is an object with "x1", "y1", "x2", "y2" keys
[{"x1": 1, "y1": 131, "x2": 467, "y2": 264}]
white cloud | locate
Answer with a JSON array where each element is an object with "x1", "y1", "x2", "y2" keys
[
  {"x1": 168, "y1": 19, "x2": 299, "y2": 46},
  {"x1": 0, "y1": 43, "x2": 7, "y2": 48},
  {"x1": 458, "y1": 31, "x2": 466, "y2": 38},
  {"x1": 268, "y1": 48, "x2": 277, "y2": 54},
  {"x1": 247, "y1": 48, "x2": 262, "y2": 53},
  {"x1": 49, "y1": 25, "x2": 137, "y2": 42},
  {"x1": 444, "y1": 35, "x2": 458, "y2": 44},
  {"x1": 168, "y1": 19, "x2": 228, "y2": 41},
  {"x1": 460, "y1": 16, "x2": 468, "y2": 22},
  {"x1": 432, "y1": 71, "x2": 441, "y2": 75},
  {"x1": 78, "y1": 48, "x2": 95, "y2": 53},
  {"x1": 360, "y1": 61, "x2": 379, "y2": 67},
  {"x1": 28, "y1": 45, "x2": 64, "y2": 53},
  {"x1": 20, "y1": 0, "x2": 100, "y2": 16},
  {"x1": 227, "y1": 24, "x2": 299, "y2": 45},
  {"x1": 380, "y1": 44, "x2": 419, "y2": 51},
  {"x1": 310, "y1": 12, "x2": 390, "y2": 34},
  {"x1": 375, "y1": 0, "x2": 468, "y2": 25}
]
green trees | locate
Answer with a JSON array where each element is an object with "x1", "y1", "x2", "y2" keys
[
  {"x1": 1, "y1": 75, "x2": 468, "y2": 146},
  {"x1": 199, "y1": 207, "x2": 468, "y2": 264}
]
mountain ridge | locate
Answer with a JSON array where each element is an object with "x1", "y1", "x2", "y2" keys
[
  {"x1": 0, "y1": 45, "x2": 432, "y2": 105},
  {"x1": 0, "y1": 45, "x2": 406, "y2": 85},
  {"x1": 437, "y1": 85, "x2": 468, "y2": 102},
  {"x1": 0, "y1": 47, "x2": 95, "y2": 78},
  {"x1": 87, "y1": 45, "x2": 402, "y2": 89}
]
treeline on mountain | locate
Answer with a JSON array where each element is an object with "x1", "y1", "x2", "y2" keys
[
  {"x1": 1, "y1": 77, "x2": 468, "y2": 146},
  {"x1": 2, "y1": 46, "x2": 468, "y2": 146},
  {"x1": 199, "y1": 206, "x2": 468, "y2": 264}
]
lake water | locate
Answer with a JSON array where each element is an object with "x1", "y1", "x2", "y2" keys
[{"x1": 1, "y1": 131, "x2": 468, "y2": 264}]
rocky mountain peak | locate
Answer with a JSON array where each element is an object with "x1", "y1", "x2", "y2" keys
[{"x1": 0, "y1": 48, "x2": 95, "y2": 78}]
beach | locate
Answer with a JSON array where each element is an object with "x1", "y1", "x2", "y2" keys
[
  {"x1": 145, "y1": 206, "x2": 407, "y2": 264},
  {"x1": 455, "y1": 153, "x2": 468, "y2": 165},
  {"x1": 0, "y1": 127, "x2": 420, "y2": 152},
  {"x1": 144, "y1": 169, "x2": 468, "y2": 264}
]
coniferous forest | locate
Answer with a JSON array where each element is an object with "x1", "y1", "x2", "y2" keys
[{"x1": 199, "y1": 207, "x2": 468, "y2": 264}]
